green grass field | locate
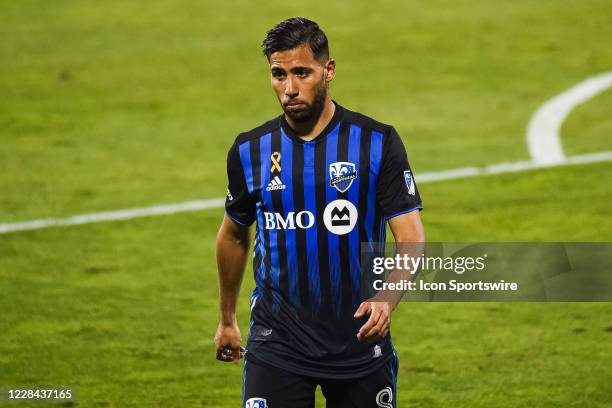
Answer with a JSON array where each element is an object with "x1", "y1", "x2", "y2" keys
[{"x1": 1, "y1": 1, "x2": 611, "y2": 407}]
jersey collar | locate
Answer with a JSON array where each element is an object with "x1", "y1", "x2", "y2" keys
[{"x1": 279, "y1": 101, "x2": 344, "y2": 144}]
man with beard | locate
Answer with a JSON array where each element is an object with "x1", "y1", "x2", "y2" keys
[{"x1": 215, "y1": 17, "x2": 425, "y2": 408}]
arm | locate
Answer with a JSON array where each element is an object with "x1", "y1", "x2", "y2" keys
[
  {"x1": 214, "y1": 213, "x2": 251, "y2": 363},
  {"x1": 355, "y1": 126, "x2": 424, "y2": 342},
  {"x1": 388, "y1": 209, "x2": 425, "y2": 246},
  {"x1": 355, "y1": 209, "x2": 425, "y2": 342}
]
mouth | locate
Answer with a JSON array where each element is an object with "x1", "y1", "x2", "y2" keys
[{"x1": 284, "y1": 101, "x2": 307, "y2": 111}]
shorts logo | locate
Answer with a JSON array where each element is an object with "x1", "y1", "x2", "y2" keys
[
  {"x1": 329, "y1": 162, "x2": 357, "y2": 193},
  {"x1": 245, "y1": 398, "x2": 267, "y2": 408},
  {"x1": 403, "y1": 170, "x2": 415, "y2": 196},
  {"x1": 375, "y1": 387, "x2": 393, "y2": 408},
  {"x1": 323, "y1": 199, "x2": 357, "y2": 235}
]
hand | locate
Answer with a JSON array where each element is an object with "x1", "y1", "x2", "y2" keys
[
  {"x1": 354, "y1": 300, "x2": 393, "y2": 343},
  {"x1": 214, "y1": 321, "x2": 244, "y2": 363}
]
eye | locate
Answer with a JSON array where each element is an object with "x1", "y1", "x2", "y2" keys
[
  {"x1": 271, "y1": 69, "x2": 286, "y2": 79},
  {"x1": 295, "y1": 69, "x2": 309, "y2": 78}
]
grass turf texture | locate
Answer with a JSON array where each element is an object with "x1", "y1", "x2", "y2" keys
[
  {"x1": 1, "y1": 164, "x2": 612, "y2": 407},
  {"x1": 1, "y1": 0, "x2": 611, "y2": 407}
]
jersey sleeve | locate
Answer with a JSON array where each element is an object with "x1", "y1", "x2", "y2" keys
[
  {"x1": 225, "y1": 141, "x2": 256, "y2": 226},
  {"x1": 376, "y1": 127, "x2": 423, "y2": 219}
]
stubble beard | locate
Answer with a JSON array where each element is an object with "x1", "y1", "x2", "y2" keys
[{"x1": 282, "y1": 79, "x2": 327, "y2": 123}]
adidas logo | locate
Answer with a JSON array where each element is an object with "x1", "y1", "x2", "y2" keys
[{"x1": 266, "y1": 176, "x2": 286, "y2": 191}]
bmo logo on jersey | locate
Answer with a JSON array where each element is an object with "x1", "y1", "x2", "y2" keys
[
  {"x1": 263, "y1": 211, "x2": 315, "y2": 230},
  {"x1": 323, "y1": 199, "x2": 358, "y2": 235},
  {"x1": 245, "y1": 398, "x2": 267, "y2": 408}
]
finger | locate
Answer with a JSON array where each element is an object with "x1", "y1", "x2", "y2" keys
[
  {"x1": 361, "y1": 308, "x2": 382, "y2": 334},
  {"x1": 379, "y1": 317, "x2": 391, "y2": 339},
  {"x1": 217, "y1": 344, "x2": 240, "y2": 360},
  {"x1": 354, "y1": 302, "x2": 370, "y2": 318},
  {"x1": 363, "y1": 314, "x2": 387, "y2": 340},
  {"x1": 231, "y1": 346, "x2": 242, "y2": 363},
  {"x1": 217, "y1": 348, "x2": 233, "y2": 362},
  {"x1": 380, "y1": 320, "x2": 390, "y2": 335},
  {"x1": 357, "y1": 308, "x2": 381, "y2": 340},
  {"x1": 380, "y1": 322, "x2": 390, "y2": 339}
]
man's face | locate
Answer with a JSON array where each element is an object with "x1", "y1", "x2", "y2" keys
[{"x1": 269, "y1": 43, "x2": 335, "y2": 122}]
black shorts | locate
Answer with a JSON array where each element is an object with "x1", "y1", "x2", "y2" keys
[{"x1": 242, "y1": 352, "x2": 399, "y2": 408}]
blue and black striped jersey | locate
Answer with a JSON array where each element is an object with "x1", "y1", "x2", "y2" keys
[{"x1": 225, "y1": 102, "x2": 422, "y2": 378}]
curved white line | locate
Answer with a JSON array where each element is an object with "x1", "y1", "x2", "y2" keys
[
  {"x1": 527, "y1": 71, "x2": 612, "y2": 164},
  {"x1": 3, "y1": 73, "x2": 612, "y2": 235}
]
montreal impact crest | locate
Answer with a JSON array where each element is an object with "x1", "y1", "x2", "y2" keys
[{"x1": 329, "y1": 162, "x2": 357, "y2": 193}]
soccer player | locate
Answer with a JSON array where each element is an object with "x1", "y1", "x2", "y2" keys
[{"x1": 215, "y1": 17, "x2": 425, "y2": 408}]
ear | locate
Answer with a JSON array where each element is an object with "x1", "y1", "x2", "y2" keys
[{"x1": 324, "y1": 59, "x2": 336, "y2": 82}]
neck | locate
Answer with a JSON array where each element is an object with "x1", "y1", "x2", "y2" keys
[{"x1": 285, "y1": 98, "x2": 335, "y2": 141}]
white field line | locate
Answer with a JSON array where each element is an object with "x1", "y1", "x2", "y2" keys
[
  {"x1": 0, "y1": 198, "x2": 225, "y2": 234},
  {"x1": 1, "y1": 151, "x2": 611, "y2": 235},
  {"x1": 527, "y1": 71, "x2": 612, "y2": 164},
  {"x1": 416, "y1": 151, "x2": 612, "y2": 183}
]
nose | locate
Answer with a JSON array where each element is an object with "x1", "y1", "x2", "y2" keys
[{"x1": 285, "y1": 76, "x2": 298, "y2": 98}]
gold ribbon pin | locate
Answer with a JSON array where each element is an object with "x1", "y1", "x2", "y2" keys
[{"x1": 270, "y1": 152, "x2": 281, "y2": 173}]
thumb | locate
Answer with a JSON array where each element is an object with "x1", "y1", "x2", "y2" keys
[
  {"x1": 354, "y1": 302, "x2": 370, "y2": 318},
  {"x1": 231, "y1": 345, "x2": 242, "y2": 363}
]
